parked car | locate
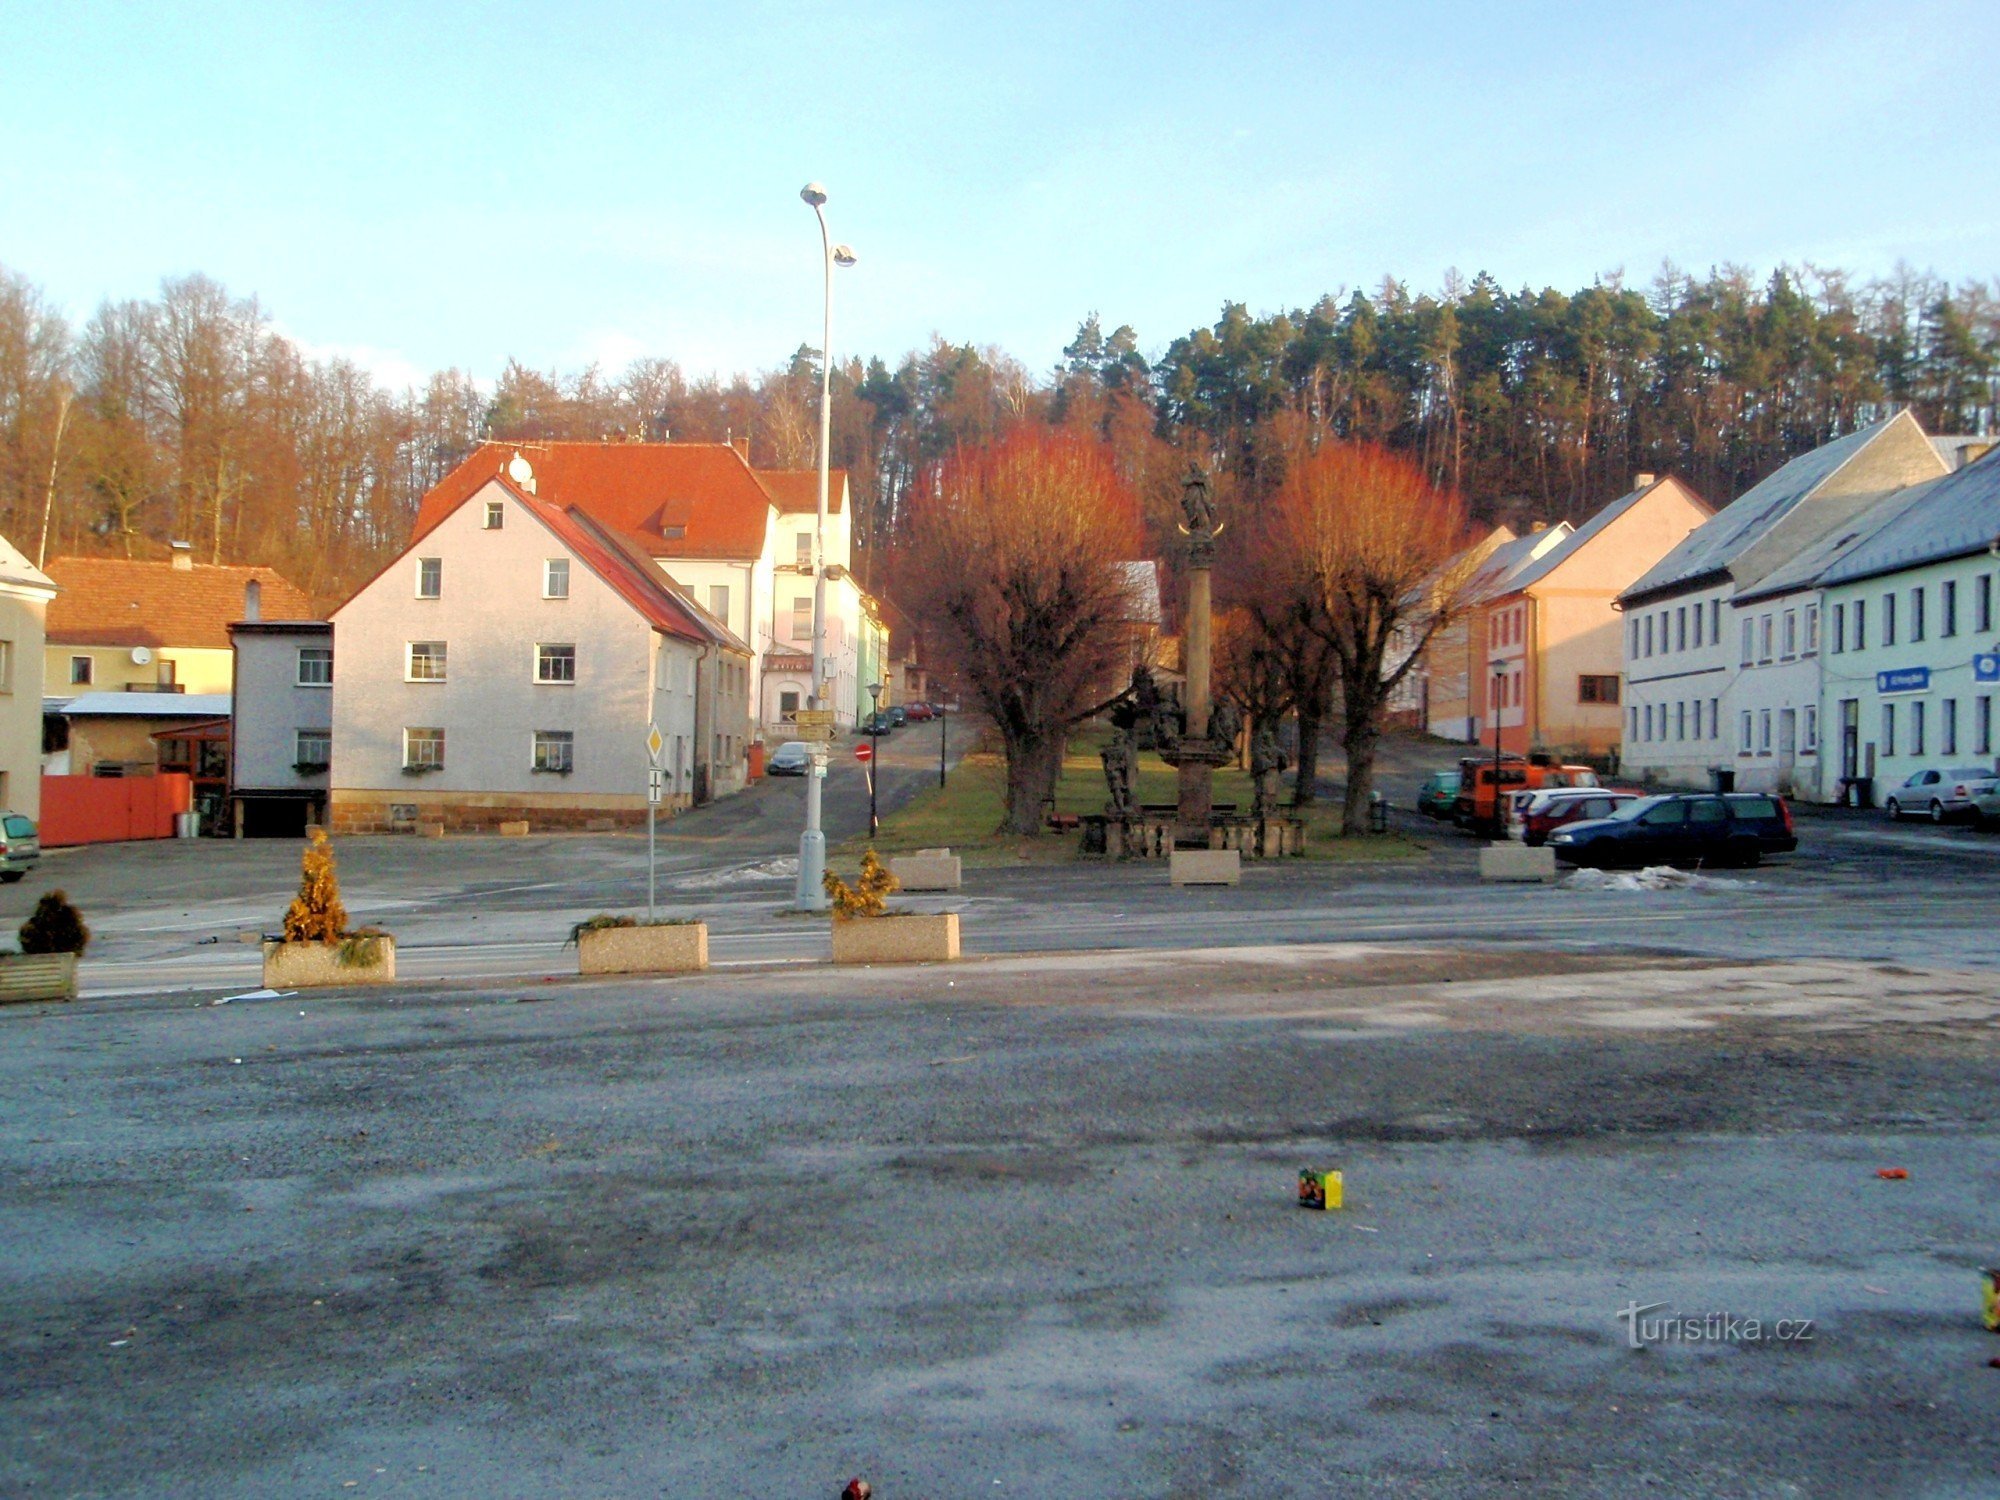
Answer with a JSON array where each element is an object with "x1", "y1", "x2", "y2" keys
[
  {"x1": 1722, "y1": 793, "x2": 1798, "y2": 855},
  {"x1": 1883, "y1": 766, "x2": 2000, "y2": 823},
  {"x1": 1975, "y1": 784, "x2": 2000, "y2": 826},
  {"x1": 765, "y1": 741, "x2": 816, "y2": 776},
  {"x1": 903, "y1": 701, "x2": 935, "y2": 722},
  {"x1": 887, "y1": 705, "x2": 909, "y2": 728},
  {"x1": 1547, "y1": 793, "x2": 1780, "y2": 869},
  {"x1": 1508, "y1": 787, "x2": 1639, "y2": 846},
  {"x1": 1454, "y1": 756, "x2": 1601, "y2": 835},
  {"x1": 1416, "y1": 770, "x2": 1461, "y2": 819},
  {"x1": 861, "y1": 710, "x2": 896, "y2": 736},
  {"x1": 0, "y1": 811, "x2": 39, "y2": 881}
]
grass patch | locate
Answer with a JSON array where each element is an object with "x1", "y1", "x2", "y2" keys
[{"x1": 846, "y1": 724, "x2": 1434, "y2": 866}]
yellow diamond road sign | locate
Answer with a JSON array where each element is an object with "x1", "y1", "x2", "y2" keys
[{"x1": 646, "y1": 725, "x2": 664, "y2": 763}]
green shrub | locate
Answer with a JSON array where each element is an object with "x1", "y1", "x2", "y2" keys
[{"x1": 19, "y1": 890, "x2": 89, "y2": 956}]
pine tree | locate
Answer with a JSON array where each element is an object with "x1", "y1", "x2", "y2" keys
[{"x1": 282, "y1": 828, "x2": 348, "y2": 942}]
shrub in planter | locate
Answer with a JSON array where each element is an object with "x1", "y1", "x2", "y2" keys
[
  {"x1": 825, "y1": 851, "x2": 959, "y2": 965},
  {"x1": 569, "y1": 913, "x2": 709, "y2": 976},
  {"x1": 264, "y1": 830, "x2": 396, "y2": 987},
  {"x1": 20, "y1": 890, "x2": 89, "y2": 955},
  {"x1": 0, "y1": 890, "x2": 87, "y2": 1003}
]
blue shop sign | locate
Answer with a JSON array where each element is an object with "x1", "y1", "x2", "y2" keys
[
  {"x1": 1877, "y1": 667, "x2": 1931, "y2": 694},
  {"x1": 1975, "y1": 653, "x2": 2000, "y2": 684}
]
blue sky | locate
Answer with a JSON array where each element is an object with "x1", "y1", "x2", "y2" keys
[{"x1": 2, "y1": 0, "x2": 1991, "y2": 389}]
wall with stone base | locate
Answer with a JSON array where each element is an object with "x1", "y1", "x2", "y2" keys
[{"x1": 330, "y1": 788, "x2": 670, "y2": 835}]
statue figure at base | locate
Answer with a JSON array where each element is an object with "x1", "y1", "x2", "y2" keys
[
  {"x1": 1250, "y1": 723, "x2": 1291, "y2": 822},
  {"x1": 1100, "y1": 730, "x2": 1138, "y2": 820}
]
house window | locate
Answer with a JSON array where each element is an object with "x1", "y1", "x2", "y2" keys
[
  {"x1": 295, "y1": 729, "x2": 331, "y2": 769},
  {"x1": 1739, "y1": 710, "x2": 1753, "y2": 755},
  {"x1": 779, "y1": 690, "x2": 800, "y2": 720},
  {"x1": 1740, "y1": 618, "x2": 1754, "y2": 667},
  {"x1": 1854, "y1": 598, "x2": 1867, "y2": 650},
  {"x1": 1644, "y1": 704, "x2": 1654, "y2": 741},
  {"x1": 484, "y1": 500, "x2": 504, "y2": 529},
  {"x1": 1759, "y1": 709, "x2": 1772, "y2": 754},
  {"x1": 1978, "y1": 575, "x2": 1993, "y2": 634},
  {"x1": 1759, "y1": 614, "x2": 1774, "y2": 663},
  {"x1": 1804, "y1": 604, "x2": 1819, "y2": 655},
  {"x1": 791, "y1": 596, "x2": 813, "y2": 642},
  {"x1": 797, "y1": 532, "x2": 813, "y2": 568},
  {"x1": 1676, "y1": 701, "x2": 1686, "y2": 740},
  {"x1": 403, "y1": 726, "x2": 445, "y2": 769},
  {"x1": 1644, "y1": 616, "x2": 1654, "y2": 657},
  {"x1": 1629, "y1": 618, "x2": 1640, "y2": 658},
  {"x1": 1692, "y1": 605, "x2": 1704, "y2": 648},
  {"x1": 535, "y1": 644, "x2": 577, "y2": 683},
  {"x1": 1882, "y1": 703, "x2": 1896, "y2": 757},
  {"x1": 1978, "y1": 696, "x2": 1993, "y2": 755},
  {"x1": 1944, "y1": 579, "x2": 1958, "y2": 637},
  {"x1": 1912, "y1": 699, "x2": 1927, "y2": 756},
  {"x1": 1782, "y1": 611, "x2": 1797, "y2": 659},
  {"x1": 70, "y1": 655, "x2": 93, "y2": 686},
  {"x1": 1944, "y1": 698, "x2": 1959, "y2": 756},
  {"x1": 1803, "y1": 705, "x2": 1818, "y2": 754},
  {"x1": 1912, "y1": 586, "x2": 1926, "y2": 643},
  {"x1": 416, "y1": 557, "x2": 441, "y2": 598},
  {"x1": 1676, "y1": 607, "x2": 1687, "y2": 651},
  {"x1": 1882, "y1": 593, "x2": 1897, "y2": 646},
  {"x1": 407, "y1": 641, "x2": 447, "y2": 682},
  {"x1": 1578, "y1": 675, "x2": 1619, "y2": 704},
  {"x1": 1832, "y1": 603, "x2": 1845, "y2": 654},
  {"x1": 297, "y1": 646, "x2": 334, "y2": 686},
  {"x1": 544, "y1": 559, "x2": 570, "y2": 599},
  {"x1": 1708, "y1": 698, "x2": 1718, "y2": 740},
  {"x1": 1629, "y1": 706, "x2": 1639, "y2": 740},
  {"x1": 532, "y1": 730, "x2": 574, "y2": 773},
  {"x1": 1709, "y1": 599, "x2": 1720, "y2": 644},
  {"x1": 709, "y1": 585, "x2": 729, "y2": 626}
]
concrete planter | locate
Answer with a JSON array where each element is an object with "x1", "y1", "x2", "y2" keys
[
  {"x1": 831, "y1": 912, "x2": 960, "y2": 965},
  {"x1": 577, "y1": 922, "x2": 709, "y2": 976},
  {"x1": 0, "y1": 952, "x2": 78, "y2": 1004},
  {"x1": 889, "y1": 850, "x2": 962, "y2": 891},
  {"x1": 1479, "y1": 844, "x2": 1557, "y2": 883},
  {"x1": 1170, "y1": 848, "x2": 1241, "y2": 886},
  {"x1": 261, "y1": 936, "x2": 397, "y2": 988}
]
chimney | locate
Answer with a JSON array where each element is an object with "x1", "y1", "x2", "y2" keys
[
  {"x1": 1633, "y1": 472, "x2": 1657, "y2": 491},
  {"x1": 244, "y1": 579, "x2": 262, "y2": 621},
  {"x1": 170, "y1": 540, "x2": 193, "y2": 571}
]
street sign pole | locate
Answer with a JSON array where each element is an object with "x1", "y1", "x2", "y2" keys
[{"x1": 645, "y1": 726, "x2": 664, "y2": 922}]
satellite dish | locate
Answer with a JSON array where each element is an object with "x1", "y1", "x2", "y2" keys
[
  {"x1": 506, "y1": 452, "x2": 536, "y2": 492},
  {"x1": 130, "y1": 647, "x2": 153, "y2": 666}
]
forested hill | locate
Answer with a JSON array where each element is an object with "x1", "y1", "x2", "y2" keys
[{"x1": 1, "y1": 261, "x2": 1992, "y2": 604}]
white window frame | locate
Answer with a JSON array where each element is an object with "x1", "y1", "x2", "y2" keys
[
  {"x1": 1739, "y1": 710, "x2": 1754, "y2": 756},
  {"x1": 484, "y1": 500, "x2": 505, "y2": 529},
  {"x1": 416, "y1": 557, "x2": 441, "y2": 599},
  {"x1": 544, "y1": 558, "x2": 570, "y2": 599},
  {"x1": 70, "y1": 654, "x2": 93, "y2": 686},
  {"x1": 535, "y1": 643, "x2": 577, "y2": 684},
  {"x1": 791, "y1": 595, "x2": 813, "y2": 642},
  {"x1": 1740, "y1": 618, "x2": 1754, "y2": 667},
  {"x1": 1803, "y1": 705, "x2": 1818, "y2": 754},
  {"x1": 403, "y1": 726, "x2": 445, "y2": 769},
  {"x1": 295, "y1": 728, "x2": 331, "y2": 767},
  {"x1": 532, "y1": 730, "x2": 574, "y2": 773},
  {"x1": 406, "y1": 641, "x2": 448, "y2": 682},
  {"x1": 297, "y1": 646, "x2": 334, "y2": 687}
]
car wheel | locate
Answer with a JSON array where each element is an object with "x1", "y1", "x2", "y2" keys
[
  {"x1": 1885, "y1": 798, "x2": 1901, "y2": 820},
  {"x1": 1929, "y1": 799, "x2": 1946, "y2": 824},
  {"x1": 1736, "y1": 843, "x2": 1762, "y2": 868},
  {"x1": 0, "y1": 871, "x2": 21, "y2": 883}
]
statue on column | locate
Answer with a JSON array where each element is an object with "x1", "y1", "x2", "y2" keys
[
  {"x1": 1250, "y1": 723, "x2": 1290, "y2": 822},
  {"x1": 1177, "y1": 466, "x2": 1220, "y2": 553},
  {"x1": 1100, "y1": 730, "x2": 1138, "y2": 820}
]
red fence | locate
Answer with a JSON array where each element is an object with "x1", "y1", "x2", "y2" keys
[{"x1": 40, "y1": 774, "x2": 193, "y2": 847}]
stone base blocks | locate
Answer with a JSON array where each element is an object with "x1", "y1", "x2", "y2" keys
[
  {"x1": 1170, "y1": 848, "x2": 1242, "y2": 886},
  {"x1": 1479, "y1": 843, "x2": 1558, "y2": 883},
  {"x1": 262, "y1": 936, "x2": 398, "y2": 988},
  {"x1": 577, "y1": 922, "x2": 709, "y2": 976},
  {"x1": 889, "y1": 849, "x2": 962, "y2": 891},
  {"x1": 0, "y1": 953, "x2": 78, "y2": 1003},
  {"x1": 831, "y1": 913, "x2": 961, "y2": 965}
]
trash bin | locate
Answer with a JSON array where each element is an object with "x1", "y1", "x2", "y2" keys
[
  {"x1": 175, "y1": 811, "x2": 199, "y2": 839},
  {"x1": 1845, "y1": 777, "x2": 1873, "y2": 809},
  {"x1": 746, "y1": 741, "x2": 766, "y2": 780},
  {"x1": 1710, "y1": 767, "x2": 1736, "y2": 793}
]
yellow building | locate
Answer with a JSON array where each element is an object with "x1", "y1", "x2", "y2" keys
[{"x1": 46, "y1": 552, "x2": 313, "y2": 697}]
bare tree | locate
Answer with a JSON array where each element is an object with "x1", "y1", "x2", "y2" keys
[{"x1": 899, "y1": 427, "x2": 1142, "y2": 834}]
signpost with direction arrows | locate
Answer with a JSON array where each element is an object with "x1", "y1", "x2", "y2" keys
[{"x1": 645, "y1": 725, "x2": 664, "y2": 920}]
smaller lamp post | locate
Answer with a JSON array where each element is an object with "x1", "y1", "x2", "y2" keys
[
  {"x1": 937, "y1": 689, "x2": 947, "y2": 789},
  {"x1": 867, "y1": 681, "x2": 884, "y2": 838}
]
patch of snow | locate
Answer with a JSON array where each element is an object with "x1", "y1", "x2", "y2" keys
[
  {"x1": 1560, "y1": 865, "x2": 1758, "y2": 893},
  {"x1": 673, "y1": 856, "x2": 801, "y2": 890}
]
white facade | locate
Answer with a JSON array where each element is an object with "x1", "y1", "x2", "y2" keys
[
  {"x1": 329, "y1": 477, "x2": 745, "y2": 832},
  {"x1": 228, "y1": 621, "x2": 333, "y2": 834},
  {"x1": 0, "y1": 536, "x2": 52, "y2": 819},
  {"x1": 1620, "y1": 587, "x2": 1734, "y2": 783}
]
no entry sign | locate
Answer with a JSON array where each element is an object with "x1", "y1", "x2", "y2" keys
[{"x1": 853, "y1": 742, "x2": 873, "y2": 763}]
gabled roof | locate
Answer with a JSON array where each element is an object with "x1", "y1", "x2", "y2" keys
[
  {"x1": 47, "y1": 558, "x2": 313, "y2": 649},
  {"x1": 1499, "y1": 477, "x2": 1712, "y2": 597},
  {"x1": 61, "y1": 691, "x2": 232, "y2": 719},
  {"x1": 757, "y1": 468, "x2": 848, "y2": 515},
  {"x1": 1468, "y1": 525, "x2": 1571, "y2": 603},
  {"x1": 1619, "y1": 413, "x2": 1937, "y2": 605},
  {"x1": 1735, "y1": 480, "x2": 1940, "y2": 603},
  {"x1": 1817, "y1": 451, "x2": 2000, "y2": 589},
  {"x1": 0, "y1": 533, "x2": 54, "y2": 598},
  {"x1": 411, "y1": 442, "x2": 777, "y2": 561}
]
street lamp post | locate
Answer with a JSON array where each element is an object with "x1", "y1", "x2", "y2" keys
[
  {"x1": 1490, "y1": 657, "x2": 1507, "y2": 838},
  {"x1": 794, "y1": 182, "x2": 858, "y2": 912},
  {"x1": 866, "y1": 681, "x2": 884, "y2": 838},
  {"x1": 938, "y1": 693, "x2": 947, "y2": 789}
]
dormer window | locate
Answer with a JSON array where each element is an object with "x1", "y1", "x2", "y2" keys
[
  {"x1": 661, "y1": 523, "x2": 686, "y2": 540},
  {"x1": 484, "y1": 500, "x2": 504, "y2": 529}
]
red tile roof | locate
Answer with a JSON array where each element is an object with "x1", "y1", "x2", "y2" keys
[
  {"x1": 495, "y1": 478, "x2": 715, "y2": 644},
  {"x1": 47, "y1": 558, "x2": 315, "y2": 650},
  {"x1": 412, "y1": 442, "x2": 777, "y2": 560},
  {"x1": 757, "y1": 468, "x2": 847, "y2": 515}
]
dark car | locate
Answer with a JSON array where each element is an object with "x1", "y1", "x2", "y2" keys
[
  {"x1": 1722, "y1": 792, "x2": 1798, "y2": 855},
  {"x1": 861, "y1": 710, "x2": 896, "y2": 735},
  {"x1": 887, "y1": 705, "x2": 909, "y2": 728},
  {"x1": 1547, "y1": 793, "x2": 1780, "y2": 869},
  {"x1": 903, "y1": 701, "x2": 935, "y2": 722},
  {"x1": 765, "y1": 741, "x2": 815, "y2": 776},
  {"x1": 1416, "y1": 770, "x2": 1461, "y2": 819}
]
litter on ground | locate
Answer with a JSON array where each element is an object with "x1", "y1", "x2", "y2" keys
[
  {"x1": 211, "y1": 989, "x2": 297, "y2": 1006},
  {"x1": 1560, "y1": 865, "x2": 1758, "y2": 893}
]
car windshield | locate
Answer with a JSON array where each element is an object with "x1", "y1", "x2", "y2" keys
[
  {"x1": 776, "y1": 742, "x2": 811, "y2": 756},
  {"x1": 1947, "y1": 767, "x2": 1995, "y2": 780},
  {"x1": 1, "y1": 815, "x2": 31, "y2": 838},
  {"x1": 1608, "y1": 796, "x2": 1666, "y2": 822}
]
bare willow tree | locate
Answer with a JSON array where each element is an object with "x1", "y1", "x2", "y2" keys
[
  {"x1": 1266, "y1": 442, "x2": 1474, "y2": 833},
  {"x1": 899, "y1": 427, "x2": 1142, "y2": 834}
]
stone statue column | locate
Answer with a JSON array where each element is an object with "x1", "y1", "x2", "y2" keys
[{"x1": 1173, "y1": 466, "x2": 1225, "y2": 837}]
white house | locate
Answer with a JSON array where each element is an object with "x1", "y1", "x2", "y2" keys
[
  {"x1": 408, "y1": 441, "x2": 888, "y2": 734},
  {"x1": 1618, "y1": 413, "x2": 1947, "y2": 789},
  {"x1": 0, "y1": 534, "x2": 53, "y2": 819},
  {"x1": 1814, "y1": 453, "x2": 2000, "y2": 805},
  {"x1": 329, "y1": 462, "x2": 752, "y2": 834},
  {"x1": 227, "y1": 618, "x2": 332, "y2": 836}
]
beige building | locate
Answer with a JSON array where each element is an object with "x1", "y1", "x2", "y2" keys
[
  {"x1": 1465, "y1": 476, "x2": 1713, "y2": 758},
  {"x1": 45, "y1": 551, "x2": 313, "y2": 696},
  {"x1": 0, "y1": 534, "x2": 55, "y2": 817}
]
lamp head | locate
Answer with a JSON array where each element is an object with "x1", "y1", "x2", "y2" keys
[
  {"x1": 800, "y1": 183, "x2": 828, "y2": 207},
  {"x1": 833, "y1": 245, "x2": 858, "y2": 267}
]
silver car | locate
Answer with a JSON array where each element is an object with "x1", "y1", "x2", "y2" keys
[
  {"x1": 1884, "y1": 766, "x2": 2000, "y2": 823},
  {"x1": 0, "y1": 811, "x2": 39, "y2": 881}
]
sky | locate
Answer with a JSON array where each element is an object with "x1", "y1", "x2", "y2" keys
[{"x1": 2, "y1": 0, "x2": 1993, "y2": 391}]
